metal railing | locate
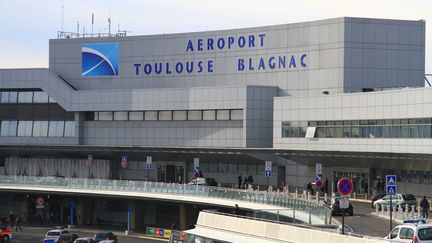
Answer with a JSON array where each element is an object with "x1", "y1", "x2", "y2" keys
[{"x1": 0, "y1": 176, "x2": 332, "y2": 225}]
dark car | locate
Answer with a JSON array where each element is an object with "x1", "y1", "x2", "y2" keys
[
  {"x1": 93, "y1": 232, "x2": 118, "y2": 243},
  {"x1": 329, "y1": 198, "x2": 354, "y2": 216},
  {"x1": 371, "y1": 191, "x2": 386, "y2": 208}
]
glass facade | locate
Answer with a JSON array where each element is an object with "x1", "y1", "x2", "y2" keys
[
  {"x1": 0, "y1": 91, "x2": 54, "y2": 103},
  {"x1": 0, "y1": 120, "x2": 74, "y2": 137},
  {"x1": 282, "y1": 118, "x2": 432, "y2": 139}
]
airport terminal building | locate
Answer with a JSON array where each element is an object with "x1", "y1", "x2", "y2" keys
[{"x1": 0, "y1": 17, "x2": 430, "y2": 198}]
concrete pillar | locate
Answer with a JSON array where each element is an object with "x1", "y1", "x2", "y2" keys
[
  {"x1": 130, "y1": 201, "x2": 136, "y2": 230},
  {"x1": 179, "y1": 204, "x2": 187, "y2": 231},
  {"x1": 77, "y1": 198, "x2": 84, "y2": 225},
  {"x1": 21, "y1": 197, "x2": 29, "y2": 222}
]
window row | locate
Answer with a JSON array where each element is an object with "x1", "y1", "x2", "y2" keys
[
  {"x1": 0, "y1": 91, "x2": 56, "y2": 104},
  {"x1": 89, "y1": 109, "x2": 243, "y2": 121},
  {"x1": 188, "y1": 161, "x2": 276, "y2": 175},
  {"x1": 282, "y1": 118, "x2": 432, "y2": 139},
  {"x1": 0, "y1": 120, "x2": 75, "y2": 137}
]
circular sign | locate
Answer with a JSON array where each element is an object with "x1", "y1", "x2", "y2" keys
[
  {"x1": 316, "y1": 180, "x2": 323, "y2": 188},
  {"x1": 193, "y1": 169, "x2": 200, "y2": 178},
  {"x1": 36, "y1": 196, "x2": 45, "y2": 205},
  {"x1": 337, "y1": 177, "x2": 353, "y2": 196},
  {"x1": 121, "y1": 161, "x2": 128, "y2": 169}
]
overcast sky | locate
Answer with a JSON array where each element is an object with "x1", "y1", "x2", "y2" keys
[{"x1": 0, "y1": 0, "x2": 431, "y2": 75}]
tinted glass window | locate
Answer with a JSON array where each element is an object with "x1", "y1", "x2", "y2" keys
[
  {"x1": 418, "y1": 228, "x2": 432, "y2": 240},
  {"x1": 399, "y1": 228, "x2": 410, "y2": 239},
  {"x1": 389, "y1": 228, "x2": 399, "y2": 239},
  {"x1": 47, "y1": 231, "x2": 60, "y2": 236}
]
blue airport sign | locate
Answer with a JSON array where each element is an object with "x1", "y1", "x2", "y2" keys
[
  {"x1": 265, "y1": 171, "x2": 272, "y2": 177},
  {"x1": 386, "y1": 175, "x2": 396, "y2": 185},
  {"x1": 386, "y1": 185, "x2": 396, "y2": 196}
]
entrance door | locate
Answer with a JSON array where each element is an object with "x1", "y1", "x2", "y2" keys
[
  {"x1": 277, "y1": 166, "x2": 286, "y2": 190},
  {"x1": 166, "y1": 165, "x2": 176, "y2": 183}
]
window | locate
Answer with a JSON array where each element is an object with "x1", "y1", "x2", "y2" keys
[
  {"x1": 113, "y1": 111, "x2": 128, "y2": 121},
  {"x1": 98, "y1": 112, "x2": 113, "y2": 121},
  {"x1": 187, "y1": 110, "x2": 202, "y2": 120},
  {"x1": 216, "y1": 110, "x2": 230, "y2": 120},
  {"x1": 399, "y1": 228, "x2": 414, "y2": 239},
  {"x1": 33, "y1": 92, "x2": 49, "y2": 103},
  {"x1": 8, "y1": 92, "x2": 17, "y2": 103},
  {"x1": 129, "y1": 112, "x2": 143, "y2": 120},
  {"x1": 145, "y1": 111, "x2": 158, "y2": 121},
  {"x1": 173, "y1": 111, "x2": 187, "y2": 121},
  {"x1": 203, "y1": 110, "x2": 216, "y2": 120},
  {"x1": 0, "y1": 92, "x2": 9, "y2": 103},
  {"x1": 158, "y1": 111, "x2": 172, "y2": 120},
  {"x1": 32, "y1": 121, "x2": 48, "y2": 137},
  {"x1": 17, "y1": 121, "x2": 33, "y2": 136},
  {"x1": 18, "y1": 92, "x2": 33, "y2": 103},
  {"x1": 48, "y1": 121, "x2": 64, "y2": 137},
  {"x1": 230, "y1": 109, "x2": 243, "y2": 120},
  {"x1": 228, "y1": 163, "x2": 237, "y2": 173},
  {"x1": 64, "y1": 121, "x2": 75, "y2": 137},
  {"x1": 1, "y1": 121, "x2": 17, "y2": 136},
  {"x1": 389, "y1": 228, "x2": 399, "y2": 239}
]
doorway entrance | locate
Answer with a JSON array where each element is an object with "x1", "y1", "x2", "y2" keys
[
  {"x1": 332, "y1": 167, "x2": 370, "y2": 195},
  {"x1": 157, "y1": 162, "x2": 185, "y2": 183}
]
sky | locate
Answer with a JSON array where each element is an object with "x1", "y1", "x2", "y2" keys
[{"x1": 0, "y1": 0, "x2": 431, "y2": 75}]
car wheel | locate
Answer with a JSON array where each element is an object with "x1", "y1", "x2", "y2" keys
[
  {"x1": 3, "y1": 235, "x2": 9, "y2": 242},
  {"x1": 377, "y1": 204, "x2": 382, "y2": 211},
  {"x1": 349, "y1": 211, "x2": 353, "y2": 216},
  {"x1": 371, "y1": 203, "x2": 375, "y2": 209}
]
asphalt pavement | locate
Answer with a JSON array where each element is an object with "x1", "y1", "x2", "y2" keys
[
  {"x1": 9, "y1": 226, "x2": 166, "y2": 243},
  {"x1": 334, "y1": 201, "x2": 400, "y2": 238}
]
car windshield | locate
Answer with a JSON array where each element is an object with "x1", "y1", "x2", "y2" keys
[
  {"x1": 418, "y1": 228, "x2": 432, "y2": 240},
  {"x1": 95, "y1": 233, "x2": 109, "y2": 240},
  {"x1": 75, "y1": 240, "x2": 89, "y2": 243},
  {"x1": 47, "y1": 231, "x2": 60, "y2": 236}
]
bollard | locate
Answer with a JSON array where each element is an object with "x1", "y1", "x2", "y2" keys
[
  {"x1": 404, "y1": 204, "x2": 408, "y2": 220},
  {"x1": 353, "y1": 192, "x2": 356, "y2": 199},
  {"x1": 375, "y1": 205, "x2": 379, "y2": 214},
  {"x1": 365, "y1": 193, "x2": 368, "y2": 200},
  {"x1": 295, "y1": 188, "x2": 298, "y2": 197},
  {"x1": 316, "y1": 191, "x2": 319, "y2": 202},
  {"x1": 303, "y1": 190, "x2": 307, "y2": 199},
  {"x1": 324, "y1": 193, "x2": 327, "y2": 203}
]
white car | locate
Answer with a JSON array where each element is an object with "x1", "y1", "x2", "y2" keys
[
  {"x1": 385, "y1": 220, "x2": 432, "y2": 242},
  {"x1": 45, "y1": 228, "x2": 71, "y2": 242}
]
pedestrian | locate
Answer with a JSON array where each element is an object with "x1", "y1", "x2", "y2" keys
[
  {"x1": 307, "y1": 182, "x2": 314, "y2": 194},
  {"x1": 376, "y1": 180, "x2": 382, "y2": 192},
  {"x1": 234, "y1": 204, "x2": 241, "y2": 215},
  {"x1": 15, "y1": 215, "x2": 22, "y2": 232},
  {"x1": 420, "y1": 196, "x2": 430, "y2": 219},
  {"x1": 243, "y1": 177, "x2": 248, "y2": 189},
  {"x1": 324, "y1": 177, "x2": 329, "y2": 194},
  {"x1": 237, "y1": 174, "x2": 242, "y2": 189},
  {"x1": 8, "y1": 211, "x2": 15, "y2": 227}
]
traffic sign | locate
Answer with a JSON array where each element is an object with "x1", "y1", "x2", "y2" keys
[
  {"x1": 194, "y1": 158, "x2": 200, "y2": 169},
  {"x1": 337, "y1": 178, "x2": 353, "y2": 196},
  {"x1": 339, "y1": 197, "x2": 349, "y2": 209},
  {"x1": 44, "y1": 240, "x2": 55, "y2": 243},
  {"x1": 265, "y1": 161, "x2": 272, "y2": 177},
  {"x1": 316, "y1": 174, "x2": 322, "y2": 181},
  {"x1": 121, "y1": 155, "x2": 128, "y2": 169},
  {"x1": 386, "y1": 185, "x2": 396, "y2": 196},
  {"x1": 386, "y1": 175, "x2": 396, "y2": 185},
  {"x1": 315, "y1": 164, "x2": 322, "y2": 174},
  {"x1": 146, "y1": 156, "x2": 152, "y2": 169}
]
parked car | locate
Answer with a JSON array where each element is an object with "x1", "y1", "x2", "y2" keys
[
  {"x1": 0, "y1": 227, "x2": 12, "y2": 242},
  {"x1": 187, "y1": 177, "x2": 218, "y2": 187},
  {"x1": 93, "y1": 232, "x2": 118, "y2": 243},
  {"x1": 45, "y1": 228, "x2": 71, "y2": 243},
  {"x1": 371, "y1": 191, "x2": 386, "y2": 208},
  {"x1": 74, "y1": 237, "x2": 96, "y2": 243},
  {"x1": 328, "y1": 198, "x2": 354, "y2": 216},
  {"x1": 385, "y1": 219, "x2": 432, "y2": 242},
  {"x1": 373, "y1": 193, "x2": 416, "y2": 211}
]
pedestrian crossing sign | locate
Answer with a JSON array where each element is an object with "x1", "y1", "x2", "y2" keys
[{"x1": 386, "y1": 185, "x2": 396, "y2": 196}]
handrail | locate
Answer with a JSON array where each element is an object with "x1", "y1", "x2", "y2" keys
[{"x1": 0, "y1": 175, "x2": 332, "y2": 225}]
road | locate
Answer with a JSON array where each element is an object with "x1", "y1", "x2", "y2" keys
[
  {"x1": 334, "y1": 201, "x2": 400, "y2": 237},
  {"x1": 9, "y1": 227, "x2": 166, "y2": 243}
]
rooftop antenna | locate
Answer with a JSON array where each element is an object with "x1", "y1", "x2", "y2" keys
[
  {"x1": 76, "y1": 21, "x2": 79, "y2": 35},
  {"x1": 108, "y1": 3, "x2": 111, "y2": 35}
]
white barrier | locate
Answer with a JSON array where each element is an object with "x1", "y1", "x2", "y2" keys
[{"x1": 192, "y1": 211, "x2": 402, "y2": 243}]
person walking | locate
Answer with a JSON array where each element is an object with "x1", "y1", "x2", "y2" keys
[
  {"x1": 420, "y1": 196, "x2": 430, "y2": 219},
  {"x1": 237, "y1": 174, "x2": 242, "y2": 189},
  {"x1": 307, "y1": 182, "x2": 314, "y2": 194},
  {"x1": 15, "y1": 215, "x2": 22, "y2": 232}
]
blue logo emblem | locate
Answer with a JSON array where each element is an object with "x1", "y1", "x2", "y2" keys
[{"x1": 82, "y1": 43, "x2": 118, "y2": 77}]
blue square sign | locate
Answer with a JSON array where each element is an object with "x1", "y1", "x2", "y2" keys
[
  {"x1": 386, "y1": 175, "x2": 396, "y2": 185},
  {"x1": 386, "y1": 185, "x2": 396, "y2": 196}
]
